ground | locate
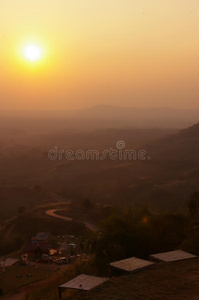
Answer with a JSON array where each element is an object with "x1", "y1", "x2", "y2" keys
[
  {"x1": 64, "y1": 258, "x2": 199, "y2": 300},
  {"x1": 0, "y1": 263, "x2": 53, "y2": 296}
]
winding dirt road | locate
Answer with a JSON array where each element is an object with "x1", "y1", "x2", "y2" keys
[{"x1": 45, "y1": 209, "x2": 97, "y2": 232}]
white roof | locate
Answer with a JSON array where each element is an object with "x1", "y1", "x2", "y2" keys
[
  {"x1": 59, "y1": 274, "x2": 109, "y2": 291},
  {"x1": 0, "y1": 258, "x2": 19, "y2": 267},
  {"x1": 150, "y1": 250, "x2": 197, "y2": 262},
  {"x1": 110, "y1": 257, "x2": 154, "y2": 272}
]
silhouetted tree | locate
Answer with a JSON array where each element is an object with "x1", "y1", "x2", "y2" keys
[
  {"x1": 187, "y1": 192, "x2": 199, "y2": 220},
  {"x1": 82, "y1": 198, "x2": 94, "y2": 210},
  {"x1": 18, "y1": 206, "x2": 26, "y2": 216}
]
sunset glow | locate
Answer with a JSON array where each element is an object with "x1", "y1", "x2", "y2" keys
[
  {"x1": 0, "y1": 0, "x2": 199, "y2": 110},
  {"x1": 23, "y1": 44, "x2": 42, "y2": 62}
]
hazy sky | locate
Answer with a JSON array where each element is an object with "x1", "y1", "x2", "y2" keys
[{"x1": 0, "y1": 0, "x2": 199, "y2": 110}]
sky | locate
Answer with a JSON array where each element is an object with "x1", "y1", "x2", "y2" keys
[{"x1": 0, "y1": 0, "x2": 199, "y2": 110}]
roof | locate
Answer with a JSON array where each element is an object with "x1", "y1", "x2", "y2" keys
[
  {"x1": 0, "y1": 258, "x2": 19, "y2": 267},
  {"x1": 150, "y1": 250, "x2": 197, "y2": 262},
  {"x1": 110, "y1": 257, "x2": 154, "y2": 273},
  {"x1": 59, "y1": 274, "x2": 109, "y2": 291},
  {"x1": 32, "y1": 232, "x2": 50, "y2": 241}
]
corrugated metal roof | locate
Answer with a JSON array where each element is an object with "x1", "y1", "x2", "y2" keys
[
  {"x1": 150, "y1": 250, "x2": 197, "y2": 262},
  {"x1": 110, "y1": 257, "x2": 154, "y2": 272},
  {"x1": 59, "y1": 274, "x2": 109, "y2": 291}
]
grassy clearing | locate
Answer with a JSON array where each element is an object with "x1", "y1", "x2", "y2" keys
[
  {"x1": 25, "y1": 259, "x2": 97, "y2": 300},
  {"x1": 0, "y1": 264, "x2": 51, "y2": 295}
]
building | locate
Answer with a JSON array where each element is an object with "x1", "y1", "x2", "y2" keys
[
  {"x1": 25, "y1": 241, "x2": 52, "y2": 259},
  {"x1": 31, "y1": 232, "x2": 50, "y2": 243}
]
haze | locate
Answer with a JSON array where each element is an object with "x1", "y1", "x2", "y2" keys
[{"x1": 0, "y1": 0, "x2": 199, "y2": 110}]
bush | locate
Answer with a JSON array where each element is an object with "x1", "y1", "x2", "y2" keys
[{"x1": 181, "y1": 231, "x2": 199, "y2": 255}]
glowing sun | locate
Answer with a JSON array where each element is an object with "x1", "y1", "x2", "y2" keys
[{"x1": 23, "y1": 44, "x2": 42, "y2": 62}]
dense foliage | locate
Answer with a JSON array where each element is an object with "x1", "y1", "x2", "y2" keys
[{"x1": 89, "y1": 207, "x2": 190, "y2": 271}]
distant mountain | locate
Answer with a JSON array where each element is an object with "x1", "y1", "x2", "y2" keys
[
  {"x1": 1, "y1": 110, "x2": 199, "y2": 213},
  {"x1": 54, "y1": 121, "x2": 199, "y2": 211},
  {"x1": 147, "y1": 122, "x2": 199, "y2": 161},
  {"x1": 129, "y1": 122, "x2": 199, "y2": 210},
  {"x1": 0, "y1": 106, "x2": 199, "y2": 130},
  {"x1": 42, "y1": 122, "x2": 199, "y2": 211},
  {"x1": 74, "y1": 105, "x2": 199, "y2": 128}
]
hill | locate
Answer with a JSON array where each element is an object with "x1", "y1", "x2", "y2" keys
[
  {"x1": 1, "y1": 106, "x2": 199, "y2": 131},
  {"x1": 48, "y1": 122, "x2": 199, "y2": 211},
  {"x1": 1, "y1": 118, "x2": 199, "y2": 213},
  {"x1": 72, "y1": 258, "x2": 199, "y2": 300},
  {"x1": 0, "y1": 186, "x2": 62, "y2": 220}
]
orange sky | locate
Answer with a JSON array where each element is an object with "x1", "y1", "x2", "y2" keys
[{"x1": 0, "y1": 0, "x2": 199, "y2": 110}]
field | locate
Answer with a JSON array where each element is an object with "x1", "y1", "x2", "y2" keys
[{"x1": 0, "y1": 264, "x2": 51, "y2": 295}]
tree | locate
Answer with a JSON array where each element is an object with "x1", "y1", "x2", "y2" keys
[
  {"x1": 88, "y1": 208, "x2": 189, "y2": 272},
  {"x1": 187, "y1": 192, "x2": 199, "y2": 220},
  {"x1": 18, "y1": 206, "x2": 26, "y2": 216},
  {"x1": 82, "y1": 198, "x2": 94, "y2": 210}
]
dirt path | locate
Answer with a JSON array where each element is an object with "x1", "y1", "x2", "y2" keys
[{"x1": 45, "y1": 209, "x2": 97, "y2": 232}]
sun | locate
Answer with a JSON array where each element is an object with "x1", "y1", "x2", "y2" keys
[{"x1": 23, "y1": 44, "x2": 42, "y2": 62}]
